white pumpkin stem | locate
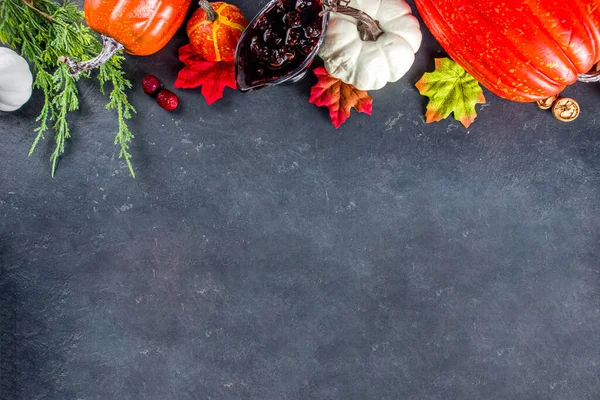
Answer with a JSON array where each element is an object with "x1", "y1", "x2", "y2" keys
[
  {"x1": 321, "y1": 0, "x2": 384, "y2": 42},
  {"x1": 199, "y1": 0, "x2": 218, "y2": 22},
  {"x1": 59, "y1": 35, "x2": 124, "y2": 77},
  {"x1": 578, "y1": 71, "x2": 600, "y2": 83}
]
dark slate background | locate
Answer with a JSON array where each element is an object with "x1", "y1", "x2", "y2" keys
[{"x1": 1, "y1": 1, "x2": 599, "y2": 399}]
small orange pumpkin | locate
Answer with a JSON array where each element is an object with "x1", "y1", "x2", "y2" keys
[{"x1": 187, "y1": 1, "x2": 248, "y2": 62}]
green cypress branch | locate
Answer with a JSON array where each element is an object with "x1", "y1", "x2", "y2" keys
[{"x1": 0, "y1": 0, "x2": 136, "y2": 178}]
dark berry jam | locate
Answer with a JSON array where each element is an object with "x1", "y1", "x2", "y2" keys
[{"x1": 237, "y1": 0, "x2": 324, "y2": 90}]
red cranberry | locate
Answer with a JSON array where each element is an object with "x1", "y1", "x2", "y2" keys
[
  {"x1": 268, "y1": 46, "x2": 297, "y2": 68},
  {"x1": 156, "y1": 90, "x2": 179, "y2": 111},
  {"x1": 141, "y1": 74, "x2": 161, "y2": 96},
  {"x1": 298, "y1": 38, "x2": 318, "y2": 55},
  {"x1": 250, "y1": 36, "x2": 271, "y2": 61},
  {"x1": 268, "y1": 50, "x2": 287, "y2": 68},
  {"x1": 283, "y1": 46, "x2": 296, "y2": 61},
  {"x1": 295, "y1": 0, "x2": 313, "y2": 10},
  {"x1": 256, "y1": 16, "x2": 270, "y2": 30},
  {"x1": 284, "y1": 11, "x2": 303, "y2": 28},
  {"x1": 304, "y1": 22, "x2": 321, "y2": 39},
  {"x1": 275, "y1": 1, "x2": 287, "y2": 14},
  {"x1": 286, "y1": 29, "x2": 301, "y2": 45},
  {"x1": 264, "y1": 29, "x2": 283, "y2": 46}
]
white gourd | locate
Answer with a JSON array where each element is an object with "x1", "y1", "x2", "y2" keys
[
  {"x1": 318, "y1": 0, "x2": 422, "y2": 91},
  {"x1": 0, "y1": 47, "x2": 33, "y2": 112}
]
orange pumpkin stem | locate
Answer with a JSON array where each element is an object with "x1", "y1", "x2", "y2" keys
[
  {"x1": 199, "y1": 0, "x2": 218, "y2": 22},
  {"x1": 59, "y1": 35, "x2": 124, "y2": 77}
]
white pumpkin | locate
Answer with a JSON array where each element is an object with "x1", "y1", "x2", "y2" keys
[
  {"x1": 0, "y1": 47, "x2": 33, "y2": 112},
  {"x1": 318, "y1": 0, "x2": 422, "y2": 91}
]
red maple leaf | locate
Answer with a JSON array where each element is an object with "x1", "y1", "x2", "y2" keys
[
  {"x1": 309, "y1": 67, "x2": 373, "y2": 128},
  {"x1": 174, "y1": 44, "x2": 236, "y2": 105}
]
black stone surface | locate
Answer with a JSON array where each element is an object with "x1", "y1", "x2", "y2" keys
[{"x1": 1, "y1": 1, "x2": 600, "y2": 399}]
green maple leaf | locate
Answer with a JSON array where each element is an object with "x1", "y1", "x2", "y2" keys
[{"x1": 416, "y1": 58, "x2": 486, "y2": 128}]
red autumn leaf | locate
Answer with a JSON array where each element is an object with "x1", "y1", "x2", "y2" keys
[
  {"x1": 309, "y1": 67, "x2": 373, "y2": 128},
  {"x1": 174, "y1": 44, "x2": 236, "y2": 105}
]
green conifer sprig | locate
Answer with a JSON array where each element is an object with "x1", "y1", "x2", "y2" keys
[{"x1": 0, "y1": 0, "x2": 136, "y2": 177}]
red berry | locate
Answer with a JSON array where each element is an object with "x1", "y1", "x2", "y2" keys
[
  {"x1": 304, "y1": 22, "x2": 321, "y2": 39},
  {"x1": 142, "y1": 74, "x2": 161, "y2": 95},
  {"x1": 286, "y1": 28, "x2": 301, "y2": 45},
  {"x1": 156, "y1": 90, "x2": 179, "y2": 111},
  {"x1": 264, "y1": 29, "x2": 283, "y2": 46},
  {"x1": 284, "y1": 11, "x2": 302, "y2": 28},
  {"x1": 295, "y1": 0, "x2": 313, "y2": 10}
]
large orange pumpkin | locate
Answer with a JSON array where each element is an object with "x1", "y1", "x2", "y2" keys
[
  {"x1": 84, "y1": 0, "x2": 192, "y2": 56},
  {"x1": 61, "y1": 0, "x2": 192, "y2": 75},
  {"x1": 414, "y1": 0, "x2": 600, "y2": 102},
  {"x1": 187, "y1": 1, "x2": 248, "y2": 62}
]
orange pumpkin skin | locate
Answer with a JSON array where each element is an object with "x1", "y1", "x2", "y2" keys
[
  {"x1": 187, "y1": 2, "x2": 248, "y2": 62},
  {"x1": 414, "y1": 0, "x2": 600, "y2": 102},
  {"x1": 84, "y1": 0, "x2": 192, "y2": 56}
]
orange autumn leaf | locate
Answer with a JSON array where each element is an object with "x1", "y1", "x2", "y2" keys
[{"x1": 309, "y1": 67, "x2": 373, "y2": 128}]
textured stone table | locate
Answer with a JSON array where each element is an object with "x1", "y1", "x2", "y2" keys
[{"x1": 1, "y1": 1, "x2": 599, "y2": 399}]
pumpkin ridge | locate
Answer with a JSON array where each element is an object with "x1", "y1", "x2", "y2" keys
[
  {"x1": 381, "y1": 10, "x2": 410, "y2": 27},
  {"x1": 98, "y1": 0, "x2": 191, "y2": 55},
  {"x1": 461, "y1": 1, "x2": 564, "y2": 96},
  {"x1": 421, "y1": 0, "x2": 560, "y2": 100},
  {"x1": 212, "y1": 20, "x2": 222, "y2": 61},
  {"x1": 188, "y1": 20, "x2": 212, "y2": 34},
  {"x1": 374, "y1": 0, "x2": 383, "y2": 20},
  {"x1": 377, "y1": 34, "x2": 416, "y2": 82},
  {"x1": 415, "y1": 0, "x2": 512, "y2": 98},
  {"x1": 320, "y1": 19, "x2": 362, "y2": 67},
  {"x1": 118, "y1": 16, "x2": 153, "y2": 52},
  {"x1": 375, "y1": 0, "x2": 412, "y2": 30},
  {"x1": 580, "y1": 2, "x2": 600, "y2": 66},
  {"x1": 214, "y1": 2, "x2": 228, "y2": 13},
  {"x1": 520, "y1": 1, "x2": 578, "y2": 81},
  {"x1": 211, "y1": 1, "x2": 237, "y2": 61},
  {"x1": 217, "y1": 4, "x2": 246, "y2": 32},
  {"x1": 578, "y1": 17, "x2": 598, "y2": 68},
  {"x1": 374, "y1": 39, "x2": 392, "y2": 86},
  {"x1": 350, "y1": 39, "x2": 369, "y2": 86},
  {"x1": 218, "y1": 17, "x2": 246, "y2": 32},
  {"x1": 570, "y1": 1, "x2": 600, "y2": 69},
  {"x1": 379, "y1": 11, "x2": 422, "y2": 54}
]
